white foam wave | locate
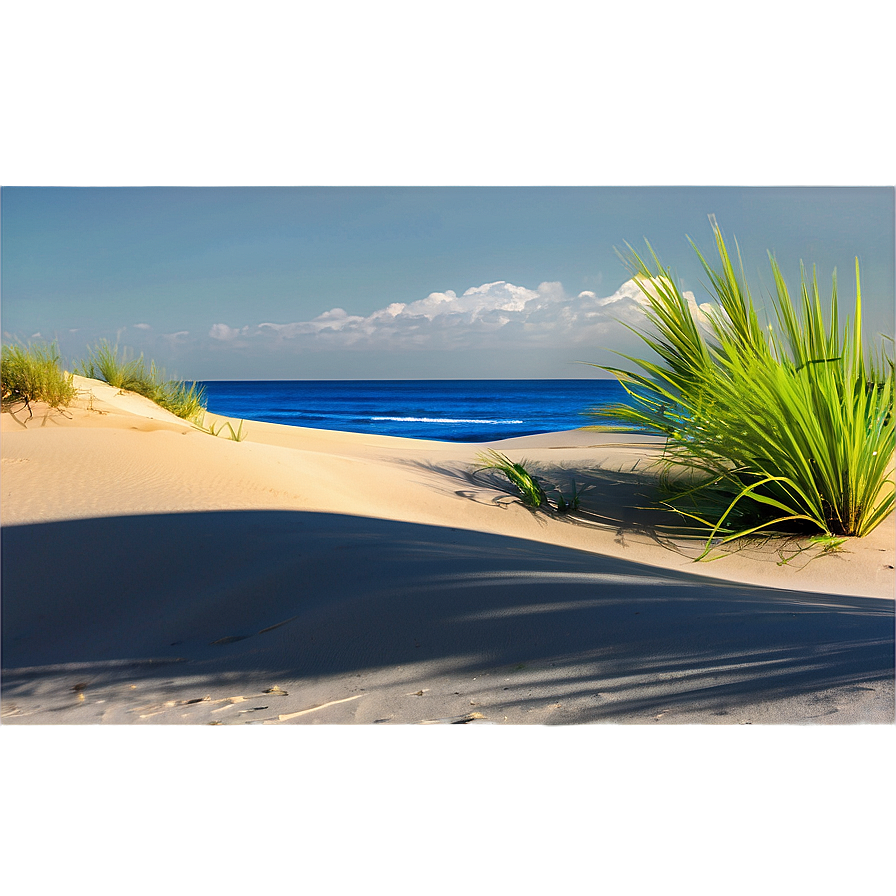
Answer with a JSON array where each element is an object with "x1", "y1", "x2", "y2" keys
[{"x1": 370, "y1": 416, "x2": 525, "y2": 425}]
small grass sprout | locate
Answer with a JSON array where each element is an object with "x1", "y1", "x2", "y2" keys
[
  {"x1": 589, "y1": 217, "x2": 895, "y2": 552},
  {"x1": 195, "y1": 415, "x2": 247, "y2": 442},
  {"x1": 1, "y1": 341, "x2": 77, "y2": 411},
  {"x1": 553, "y1": 481, "x2": 584, "y2": 513}
]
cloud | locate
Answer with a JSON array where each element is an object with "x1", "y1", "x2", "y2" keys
[
  {"x1": 622, "y1": 275, "x2": 716, "y2": 329},
  {"x1": 209, "y1": 323, "x2": 248, "y2": 341},
  {"x1": 207, "y1": 278, "x2": 715, "y2": 352},
  {"x1": 133, "y1": 322, "x2": 152, "y2": 330},
  {"x1": 163, "y1": 330, "x2": 190, "y2": 342}
]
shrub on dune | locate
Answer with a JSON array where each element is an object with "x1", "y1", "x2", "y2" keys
[
  {"x1": 590, "y1": 218, "x2": 894, "y2": 553},
  {"x1": 1, "y1": 341, "x2": 77, "y2": 410}
]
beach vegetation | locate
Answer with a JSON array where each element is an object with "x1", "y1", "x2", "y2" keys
[
  {"x1": 589, "y1": 218, "x2": 895, "y2": 555},
  {"x1": 774, "y1": 534, "x2": 848, "y2": 567},
  {"x1": 553, "y1": 482, "x2": 583, "y2": 514},
  {"x1": 1, "y1": 341, "x2": 77, "y2": 411},
  {"x1": 476, "y1": 450, "x2": 549, "y2": 508},
  {"x1": 77, "y1": 340, "x2": 206, "y2": 422},
  {"x1": 475, "y1": 450, "x2": 586, "y2": 513},
  {"x1": 194, "y1": 415, "x2": 247, "y2": 442}
]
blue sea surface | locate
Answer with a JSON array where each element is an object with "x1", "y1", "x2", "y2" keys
[{"x1": 197, "y1": 379, "x2": 637, "y2": 442}]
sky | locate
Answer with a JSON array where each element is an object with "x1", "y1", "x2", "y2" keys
[
  {"x1": 0, "y1": 0, "x2": 896, "y2": 380},
  {"x1": 2, "y1": 186, "x2": 893, "y2": 380}
]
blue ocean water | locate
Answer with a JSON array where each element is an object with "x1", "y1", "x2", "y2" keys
[{"x1": 197, "y1": 379, "x2": 637, "y2": 442}]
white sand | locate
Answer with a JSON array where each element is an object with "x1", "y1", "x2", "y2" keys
[{"x1": 1, "y1": 376, "x2": 893, "y2": 724}]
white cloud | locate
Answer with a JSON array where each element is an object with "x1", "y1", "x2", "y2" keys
[
  {"x1": 209, "y1": 323, "x2": 248, "y2": 341},
  {"x1": 133, "y1": 322, "x2": 152, "y2": 330},
  {"x1": 207, "y1": 278, "x2": 715, "y2": 352},
  {"x1": 620, "y1": 275, "x2": 716, "y2": 330},
  {"x1": 163, "y1": 330, "x2": 190, "y2": 342}
]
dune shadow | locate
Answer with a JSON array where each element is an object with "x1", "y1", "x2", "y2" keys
[
  {"x1": 405, "y1": 455, "x2": 697, "y2": 550},
  {"x1": 402, "y1": 456, "x2": 863, "y2": 570},
  {"x1": 2, "y1": 510, "x2": 893, "y2": 724}
]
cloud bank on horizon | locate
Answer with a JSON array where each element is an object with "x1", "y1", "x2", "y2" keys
[{"x1": 204, "y1": 277, "x2": 712, "y2": 352}]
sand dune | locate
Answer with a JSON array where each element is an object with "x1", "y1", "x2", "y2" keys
[{"x1": 1, "y1": 376, "x2": 893, "y2": 724}]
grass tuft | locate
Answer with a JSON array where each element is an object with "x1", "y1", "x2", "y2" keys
[
  {"x1": 194, "y1": 415, "x2": 247, "y2": 442},
  {"x1": 553, "y1": 481, "x2": 583, "y2": 514},
  {"x1": 588, "y1": 218, "x2": 894, "y2": 551},
  {"x1": 476, "y1": 450, "x2": 549, "y2": 508},
  {"x1": 77, "y1": 341, "x2": 206, "y2": 422},
  {"x1": 1, "y1": 341, "x2": 77, "y2": 410},
  {"x1": 475, "y1": 450, "x2": 586, "y2": 513}
]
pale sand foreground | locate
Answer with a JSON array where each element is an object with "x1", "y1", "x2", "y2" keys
[{"x1": 1, "y1": 375, "x2": 893, "y2": 724}]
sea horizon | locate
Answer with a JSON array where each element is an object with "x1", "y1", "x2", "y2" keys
[{"x1": 197, "y1": 377, "x2": 637, "y2": 442}]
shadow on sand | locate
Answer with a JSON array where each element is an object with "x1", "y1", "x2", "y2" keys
[{"x1": 2, "y1": 510, "x2": 893, "y2": 724}]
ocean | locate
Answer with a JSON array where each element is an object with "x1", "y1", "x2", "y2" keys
[{"x1": 197, "y1": 378, "x2": 637, "y2": 442}]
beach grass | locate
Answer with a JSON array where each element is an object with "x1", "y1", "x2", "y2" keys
[
  {"x1": 1, "y1": 341, "x2": 77, "y2": 410},
  {"x1": 476, "y1": 449, "x2": 550, "y2": 508},
  {"x1": 590, "y1": 218, "x2": 895, "y2": 551},
  {"x1": 475, "y1": 449, "x2": 584, "y2": 512},
  {"x1": 76, "y1": 341, "x2": 206, "y2": 422},
  {"x1": 194, "y1": 415, "x2": 247, "y2": 441}
]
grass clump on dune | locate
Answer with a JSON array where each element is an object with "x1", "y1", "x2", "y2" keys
[
  {"x1": 589, "y1": 218, "x2": 894, "y2": 552},
  {"x1": 476, "y1": 450, "x2": 550, "y2": 508},
  {"x1": 77, "y1": 340, "x2": 206, "y2": 422},
  {"x1": 1, "y1": 341, "x2": 77, "y2": 410},
  {"x1": 475, "y1": 449, "x2": 583, "y2": 513}
]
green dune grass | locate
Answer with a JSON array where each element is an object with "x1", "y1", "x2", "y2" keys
[
  {"x1": 475, "y1": 449, "x2": 583, "y2": 513},
  {"x1": 476, "y1": 449, "x2": 550, "y2": 508},
  {"x1": 589, "y1": 218, "x2": 894, "y2": 552},
  {"x1": 1, "y1": 341, "x2": 77, "y2": 410},
  {"x1": 76, "y1": 341, "x2": 206, "y2": 422}
]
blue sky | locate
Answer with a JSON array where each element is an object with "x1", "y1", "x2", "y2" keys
[
  {"x1": 3, "y1": 9, "x2": 894, "y2": 385},
  {"x1": 2, "y1": 186, "x2": 893, "y2": 380}
]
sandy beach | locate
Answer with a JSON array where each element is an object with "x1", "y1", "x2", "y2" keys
[{"x1": 1, "y1": 375, "x2": 893, "y2": 725}]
